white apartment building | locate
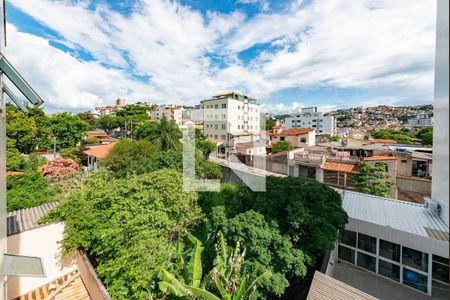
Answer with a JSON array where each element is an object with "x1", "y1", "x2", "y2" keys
[
  {"x1": 407, "y1": 115, "x2": 433, "y2": 127},
  {"x1": 285, "y1": 107, "x2": 335, "y2": 135},
  {"x1": 150, "y1": 104, "x2": 184, "y2": 126},
  {"x1": 201, "y1": 91, "x2": 260, "y2": 142}
]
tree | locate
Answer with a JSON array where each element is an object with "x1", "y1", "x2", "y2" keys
[
  {"x1": 7, "y1": 172, "x2": 59, "y2": 212},
  {"x1": 371, "y1": 129, "x2": 413, "y2": 144},
  {"x1": 272, "y1": 141, "x2": 293, "y2": 153},
  {"x1": 41, "y1": 169, "x2": 202, "y2": 299},
  {"x1": 39, "y1": 158, "x2": 80, "y2": 180},
  {"x1": 265, "y1": 119, "x2": 276, "y2": 130},
  {"x1": 197, "y1": 139, "x2": 217, "y2": 160},
  {"x1": 135, "y1": 116, "x2": 182, "y2": 151},
  {"x1": 327, "y1": 135, "x2": 340, "y2": 142},
  {"x1": 210, "y1": 208, "x2": 307, "y2": 297},
  {"x1": 354, "y1": 162, "x2": 394, "y2": 197},
  {"x1": 415, "y1": 127, "x2": 433, "y2": 146},
  {"x1": 96, "y1": 115, "x2": 123, "y2": 132},
  {"x1": 60, "y1": 147, "x2": 83, "y2": 164},
  {"x1": 28, "y1": 107, "x2": 51, "y2": 150},
  {"x1": 198, "y1": 161, "x2": 223, "y2": 179},
  {"x1": 50, "y1": 113, "x2": 88, "y2": 149},
  {"x1": 6, "y1": 137, "x2": 21, "y2": 171},
  {"x1": 77, "y1": 111, "x2": 97, "y2": 130},
  {"x1": 101, "y1": 139, "x2": 160, "y2": 178},
  {"x1": 6, "y1": 105, "x2": 38, "y2": 153}
]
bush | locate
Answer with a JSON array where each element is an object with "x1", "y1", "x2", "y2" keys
[
  {"x1": 272, "y1": 141, "x2": 294, "y2": 153},
  {"x1": 101, "y1": 139, "x2": 159, "y2": 178},
  {"x1": 7, "y1": 172, "x2": 59, "y2": 212},
  {"x1": 41, "y1": 169, "x2": 202, "y2": 299},
  {"x1": 60, "y1": 147, "x2": 83, "y2": 164}
]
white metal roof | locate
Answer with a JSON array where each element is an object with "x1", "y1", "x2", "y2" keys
[{"x1": 342, "y1": 191, "x2": 448, "y2": 241}]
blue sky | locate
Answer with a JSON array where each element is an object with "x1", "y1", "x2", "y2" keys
[{"x1": 5, "y1": 0, "x2": 436, "y2": 113}]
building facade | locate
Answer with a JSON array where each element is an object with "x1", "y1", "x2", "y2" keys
[
  {"x1": 285, "y1": 107, "x2": 335, "y2": 135},
  {"x1": 150, "y1": 105, "x2": 184, "y2": 126},
  {"x1": 202, "y1": 92, "x2": 260, "y2": 142}
]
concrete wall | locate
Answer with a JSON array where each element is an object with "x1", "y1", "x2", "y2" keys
[
  {"x1": 397, "y1": 176, "x2": 432, "y2": 203},
  {"x1": 396, "y1": 153, "x2": 413, "y2": 177},
  {"x1": 432, "y1": 0, "x2": 449, "y2": 225},
  {"x1": 6, "y1": 223, "x2": 77, "y2": 299}
]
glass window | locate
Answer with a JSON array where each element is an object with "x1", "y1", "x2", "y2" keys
[
  {"x1": 378, "y1": 259, "x2": 400, "y2": 281},
  {"x1": 340, "y1": 230, "x2": 356, "y2": 247},
  {"x1": 222, "y1": 104, "x2": 226, "y2": 108},
  {"x1": 432, "y1": 261, "x2": 449, "y2": 283},
  {"x1": 357, "y1": 252, "x2": 376, "y2": 272},
  {"x1": 403, "y1": 268, "x2": 428, "y2": 293},
  {"x1": 221, "y1": 125, "x2": 226, "y2": 130},
  {"x1": 402, "y1": 246, "x2": 428, "y2": 272},
  {"x1": 433, "y1": 255, "x2": 449, "y2": 265},
  {"x1": 358, "y1": 233, "x2": 376, "y2": 254},
  {"x1": 338, "y1": 245, "x2": 355, "y2": 264},
  {"x1": 379, "y1": 239, "x2": 400, "y2": 262},
  {"x1": 221, "y1": 135, "x2": 226, "y2": 140}
]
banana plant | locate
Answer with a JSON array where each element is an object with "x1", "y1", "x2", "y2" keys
[{"x1": 158, "y1": 233, "x2": 271, "y2": 300}]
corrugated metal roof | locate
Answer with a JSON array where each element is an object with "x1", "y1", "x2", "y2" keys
[
  {"x1": 7, "y1": 202, "x2": 59, "y2": 236},
  {"x1": 343, "y1": 191, "x2": 449, "y2": 241},
  {"x1": 307, "y1": 271, "x2": 378, "y2": 300}
]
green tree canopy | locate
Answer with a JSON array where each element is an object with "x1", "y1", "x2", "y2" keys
[
  {"x1": 96, "y1": 115, "x2": 124, "y2": 132},
  {"x1": 6, "y1": 137, "x2": 21, "y2": 171},
  {"x1": 371, "y1": 129, "x2": 414, "y2": 144},
  {"x1": 415, "y1": 127, "x2": 433, "y2": 146},
  {"x1": 50, "y1": 113, "x2": 88, "y2": 149},
  {"x1": 77, "y1": 111, "x2": 97, "y2": 130},
  {"x1": 265, "y1": 119, "x2": 276, "y2": 130},
  {"x1": 41, "y1": 169, "x2": 202, "y2": 299},
  {"x1": 101, "y1": 139, "x2": 160, "y2": 178},
  {"x1": 354, "y1": 162, "x2": 394, "y2": 197},
  {"x1": 6, "y1": 105, "x2": 38, "y2": 153},
  {"x1": 28, "y1": 107, "x2": 51, "y2": 149},
  {"x1": 7, "y1": 172, "x2": 59, "y2": 212},
  {"x1": 272, "y1": 141, "x2": 293, "y2": 153},
  {"x1": 135, "y1": 116, "x2": 182, "y2": 151}
]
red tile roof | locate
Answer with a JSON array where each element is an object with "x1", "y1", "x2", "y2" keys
[
  {"x1": 369, "y1": 139, "x2": 397, "y2": 144},
  {"x1": 83, "y1": 142, "x2": 116, "y2": 159},
  {"x1": 362, "y1": 155, "x2": 397, "y2": 161},
  {"x1": 277, "y1": 128, "x2": 315, "y2": 136},
  {"x1": 321, "y1": 161, "x2": 359, "y2": 173},
  {"x1": 272, "y1": 125, "x2": 284, "y2": 129}
]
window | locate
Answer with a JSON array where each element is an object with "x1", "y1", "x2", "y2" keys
[
  {"x1": 221, "y1": 135, "x2": 226, "y2": 140},
  {"x1": 238, "y1": 106, "x2": 241, "y2": 110},
  {"x1": 238, "y1": 125, "x2": 240, "y2": 129},
  {"x1": 222, "y1": 103, "x2": 227, "y2": 108},
  {"x1": 300, "y1": 137, "x2": 307, "y2": 143},
  {"x1": 214, "y1": 135, "x2": 218, "y2": 139},
  {"x1": 402, "y1": 247, "x2": 428, "y2": 272},
  {"x1": 338, "y1": 245, "x2": 355, "y2": 264},
  {"x1": 358, "y1": 233, "x2": 376, "y2": 254},
  {"x1": 432, "y1": 255, "x2": 449, "y2": 283},
  {"x1": 379, "y1": 240, "x2": 400, "y2": 262},
  {"x1": 401, "y1": 160, "x2": 408, "y2": 163},
  {"x1": 403, "y1": 268, "x2": 428, "y2": 293},
  {"x1": 215, "y1": 104, "x2": 219, "y2": 109},
  {"x1": 221, "y1": 124, "x2": 226, "y2": 130},
  {"x1": 222, "y1": 114, "x2": 226, "y2": 119},
  {"x1": 357, "y1": 252, "x2": 376, "y2": 272},
  {"x1": 378, "y1": 259, "x2": 400, "y2": 281},
  {"x1": 280, "y1": 137, "x2": 285, "y2": 141},
  {"x1": 215, "y1": 125, "x2": 219, "y2": 129},
  {"x1": 340, "y1": 230, "x2": 357, "y2": 247}
]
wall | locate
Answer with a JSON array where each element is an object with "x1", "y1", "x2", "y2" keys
[
  {"x1": 397, "y1": 176, "x2": 432, "y2": 203},
  {"x1": 6, "y1": 223, "x2": 77, "y2": 299},
  {"x1": 76, "y1": 251, "x2": 111, "y2": 300},
  {"x1": 432, "y1": 0, "x2": 449, "y2": 225},
  {"x1": 396, "y1": 153, "x2": 413, "y2": 177}
]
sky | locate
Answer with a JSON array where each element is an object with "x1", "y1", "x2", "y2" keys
[{"x1": 4, "y1": 0, "x2": 437, "y2": 114}]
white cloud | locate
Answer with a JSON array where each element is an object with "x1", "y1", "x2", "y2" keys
[{"x1": 7, "y1": 0, "x2": 437, "y2": 112}]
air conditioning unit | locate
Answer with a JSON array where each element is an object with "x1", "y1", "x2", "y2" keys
[{"x1": 424, "y1": 198, "x2": 441, "y2": 215}]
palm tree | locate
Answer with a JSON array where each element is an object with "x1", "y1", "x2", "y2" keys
[{"x1": 135, "y1": 116, "x2": 182, "y2": 151}]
